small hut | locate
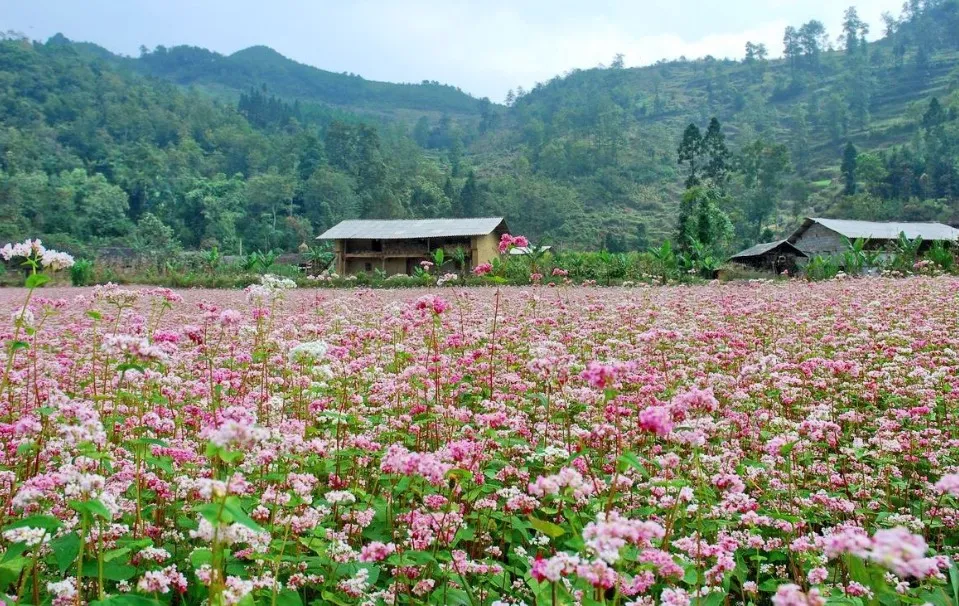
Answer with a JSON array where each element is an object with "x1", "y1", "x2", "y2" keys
[
  {"x1": 317, "y1": 217, "x2": 509, "y2": 276},
  {"x1": 728, "y1": 240, "x2": 807, "y2": 274}
]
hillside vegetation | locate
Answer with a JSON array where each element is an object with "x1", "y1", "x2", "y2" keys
[{"x1": 0, "y1": 1, "x2": 957, "y2": 257}]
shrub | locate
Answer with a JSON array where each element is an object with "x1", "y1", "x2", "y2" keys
[{"x1": 69, "y1": 259, "x2": 95, "y2": 286}]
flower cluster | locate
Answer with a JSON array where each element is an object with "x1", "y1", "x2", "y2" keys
[{"x1": 497, "y1": 233, "x2": 530, "y2": 254}]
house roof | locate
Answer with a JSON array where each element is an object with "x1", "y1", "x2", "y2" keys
[
  {"x1": 509, "y1": 245, "x2": 551, "y2": 255},
  {"x1": 730, "y1": 240, "x2": 807, "y2": 260},
  {"x1": 317, "y1": 218, "x2": 508, "y2": 240},
  {"x1": 789, "y1": 218, "x2": 959, "y2": 243}
]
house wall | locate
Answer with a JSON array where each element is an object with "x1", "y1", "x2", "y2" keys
[
  {"x1": 472, "y1": 233, "x2": 500, "y2": 267},
  {"x1": 793, "y1": 224, "x2": 847, "y2": 256},
  {"x1": 333, "y1": 233, "x2": 502, "y2": 275},
  {"x1": 343, "y1": 257, "x2": 408, "y2": 275}
]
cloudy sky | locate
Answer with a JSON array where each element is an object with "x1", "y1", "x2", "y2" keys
[{"x1": 9, "y1": 0, "x2": 903, "y2": 101}]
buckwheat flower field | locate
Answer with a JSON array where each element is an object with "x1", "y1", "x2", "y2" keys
[{"x1": 2, "y1": 278, "x2": 959, "y2": 606}]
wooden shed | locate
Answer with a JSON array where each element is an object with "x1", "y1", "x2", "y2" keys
[
  {"x1": 728, "y1": 240, "x2": 807, "y2": 274},
  {"x1": 317, "y1": 217, "x2": 509, "y2": 276}
]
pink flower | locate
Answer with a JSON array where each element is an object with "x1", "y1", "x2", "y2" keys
[
  {"x1": 581, "y1": 361, "x2": 627, "y2": 389},
  {"x1": 414, "y1": 294, "x2": 449, "y2": 315},
  {"x1": 934, "y1": 473, "x2": 959, "y2": 496},
  {"x1": 807, "y1": 566, "x2": 828, "y2": 584},
  {"x1": 638, "y1": 406, "x2": 673, "y2": 436},
  {"x1": 472, "y1": 262, "x2": 493, "y2": 276},
  {"x1": 772, "y1": 584, "x2": 826, "y2": 606}
]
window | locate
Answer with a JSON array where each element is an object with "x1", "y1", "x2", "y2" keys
[
  {"x1": 365, "y1": 262, "x2": 372, "y2": 271},
  {"x1": 371, "y1": 239, "x2": 383, "y2": 252}
]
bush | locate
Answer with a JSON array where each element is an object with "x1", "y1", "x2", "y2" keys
[{"x1": 69, "y1": 259, "x2": 95, "y2": 286}]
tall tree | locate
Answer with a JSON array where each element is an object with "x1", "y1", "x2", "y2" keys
[
  {"x1": 677, "y1": 124, "x2": 704, "y2": 189},
  {"x1": 459, "y1": 171, "x2": 480, "y2": 217},
  {"x1": 841, "y1": 142, "x2": 859, "y2": 195},
  {"x1": 701, "y1": 118, "x2": 730, "y2": 187},
  {"x1": 842, "y1": 7, "x2": 869, "y2": 57}
]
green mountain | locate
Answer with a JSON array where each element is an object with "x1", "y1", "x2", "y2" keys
[
  {"x1": 0, "y1": 1, "x2": 957, "y2": 258},
  {"x1": 126, "y1": 42, "x2": 484, "y2": 120}
]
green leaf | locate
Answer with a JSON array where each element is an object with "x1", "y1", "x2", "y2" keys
[
  {"x1": 223, "y1": 497, "x2": 264, "y2": 532},
  {"x1": 0, "y1": 557, "x2": 27, "y2": 590},
  {"x1": 320, "y1": 591, "x2": 351, "y2": 606},
  {"x1": 102, "y1": 547, "x2": 130, "y2": 562},
  {"x1": 617, "y1": 451, "x2": 649, "y2": 476},
  {"x1": 274, "y1": 589, "x2": 303, "y2": 606},
  {"x1": 917, "y1": 588, "x2": 952, "y2": 606},
  {"x1": 25, "y1": 273, "x2": 50, "y2": 289},
  {"x1": 86, "y1": 310, "x2": 103, "y2": 321},
  {"x1": 85, "y1": 499, "x2": 112, "y2": 520},
  {"x1": 8, "y1": 341, "x2": 29, "y2": 353},
  {"x1": 50, "y1": 532, "x2": 80, "y2": 574},
  {"x1": 528, "y1": 516, "x2": 566, "y2": 538},
  {"x1": 0, "y1": 542, "x2": 28, "y2": 564},
  {"x1": 949, "y1": 561, "x2": 959, "y2": 606},
  {"x1": 190, "y1": 548, "x2": 213, "y2": 568},
  {"x1": 194, "y1": 503, "x2": 225, "y2": 526},
  {"x1": 82, "y1": 560, "x2": 137, "y2": 580},
  {"x1": 846, "y1": 555, "x2": 869, "y2": 586},
  {"x1": 695, "y1": 592, "x2": 726, "y2": 606}
]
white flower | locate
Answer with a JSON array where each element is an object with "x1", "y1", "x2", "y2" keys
[
  {"x1": 2, "y1": 526, "x2": 49, "y2": 547},
  {"x1": 289, "y1": 340, "x2": 329, "y2": 363},
  {"x1": 325, "y1": 490, "x2": 356, "y2": 504},
  {"x1": 40, "y1": 249, "x2": 75, "y2": 271}
]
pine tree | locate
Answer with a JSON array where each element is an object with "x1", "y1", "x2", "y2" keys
[{"x1": 677, "y1": 124, "x2": 703, "y2": 189}]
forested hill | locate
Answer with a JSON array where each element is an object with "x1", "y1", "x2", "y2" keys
[
  {"x1": 128, "y1": 43, "x2": 485, "y2": 118},
  {"x1": 0, "y1": 0, "x2": 958, "y2": 258}
]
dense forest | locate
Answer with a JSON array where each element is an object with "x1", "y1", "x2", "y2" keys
[{"x1": 1, "y1": 0, "x2": 958, "y2": 257}]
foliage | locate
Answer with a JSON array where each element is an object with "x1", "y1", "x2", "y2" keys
[{"x1": 69, "y1": 259, "x2": 94, "y2": 287}]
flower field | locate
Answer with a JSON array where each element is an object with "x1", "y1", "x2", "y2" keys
[{"x1": 2, "y1": 278, "x2": 959, "y2": 606}]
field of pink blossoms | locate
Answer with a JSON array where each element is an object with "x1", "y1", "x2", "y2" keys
[{"x1": 2, "y1": 278, "x2": 959, "y2": 606}]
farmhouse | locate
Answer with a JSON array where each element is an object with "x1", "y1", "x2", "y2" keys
[
  {"x1": 787, "y1": 218, "x2": 959, "y2": 256},
  {"x1": 317, "y1": 217, "x2": 509, "y2": 275},
  {"x1": 728, "y1": 239, "x2": 807, "y2": 274}
]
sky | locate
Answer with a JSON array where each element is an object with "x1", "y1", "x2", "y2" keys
[{"x1": 7, "y1": 0, "x2": 904, "y2": 101}]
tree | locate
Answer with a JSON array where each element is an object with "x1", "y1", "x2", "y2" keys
[
  {"x1": 478, "y1": 97, "x2": 495, "y2": 133},
  {"x1": 701, "y1": 118, "x2": 730, "y2": 186},
  {"x1": 783, "y1": 26, "x2": 803, "y2": 72},
  {"x1": 922, "y1": 97, "x2": 946, "y2": 131},
  {"x1": 842, "y1": 7, "x2": 869, "y2": 57},
  {"x1": 841, "y1": 142, "x2": 858, "y2": 195},
  {"x1": 854, "y1": 152, "x2": 888, "y2": 195},
  {"x1": 798, "y1": 20, "x2": 828, "y2": 70},
  {"x1": 737, "y1": 140, "x2": 791, "y2": 239},
  {"x1": 676, "y1": 185, "x2": 733, "y2": 254},
  {"x1": 133, "y1": 212, "x2": 179, "y2": 267},
  {"x1": 412, "y1": 116, "x2": 430, "y2": 146},
  {"x1": 610, "y1": 53, "x2": 625, "y2": 69},
  {"x1": 459, "y1": 171, "x2": 480, "y2": 217},
  {"x1": 677, "y1": 124, "x2": 703, "y2": 188}
]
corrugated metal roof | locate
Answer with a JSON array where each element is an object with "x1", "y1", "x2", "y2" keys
[
  {"x1": 509, "y1": 245, "x2": 551, "y2": 255},
  {"x1": 799, "y1": 218, "x2": 959, "y2": 241},
  {"x1": 730, "y1": 240, "x2": 806, "y2": 259},
  {"x1": 317, "y1": 218, "x2": 507, "y2": 240}
]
